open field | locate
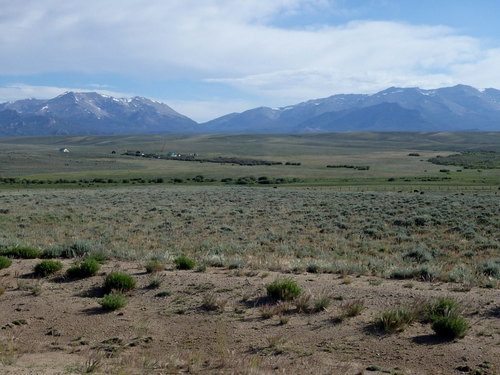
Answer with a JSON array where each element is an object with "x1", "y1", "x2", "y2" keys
[
  {"x1": 0, "y1": 132, "x2": 499, "y2": 374},
  {"x1": 0, "y1": 186, "x2": 498, "y2": 283},
  {"x1": 0, "y1": 185, "x2": 498, "y2": 374},
  {"x1": 0, "y1": 132, "x2": 499, "y2": 189}
]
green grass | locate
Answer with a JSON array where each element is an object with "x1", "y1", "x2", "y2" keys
[
  {"x1": 174, "y1": 256, "x2": 195, "y2": 270},
  {"x1": 0, "y1": 256, "x2": 12, "y2": 270},
  {"x1": 33, "y1": 260, "x2": 63, "y2": 277},
  {"x1": 99, "y1": 293, "x2": 127, "y2": 310},
  {"x1": 426, "y1": 298, "x2": 461, "y2": 321},
  {"x1": 145, "y1": 260, "x2": 165, "y2": 273},
  {"x1": 0, "y1": 185, "x2": 497, "y2": 282},
  {"x1": 1, "y1": 246, "x2": 42, "y2": 259},
  {"x1": 103, "y1": 272, "x2": 136, "y2": 292},
  {"x1": 0, "y1": 132, "x2": 498, "y2": 190},
  {"x1": 431, "y1": 314, "x2": 469, "y2": 339},
  {"x1": 66, "y1": 258, "x2": 101, "y2": 278},
  {"x1": 375, "y1": 307, "x2": 416, "y2": 333},
  {"x1": 266, "y1": 278, "x2": 302, "y2": 301}
]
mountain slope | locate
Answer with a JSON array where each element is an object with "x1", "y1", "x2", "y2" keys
[
  {"x1": 203, "y1": 85, "x2": 500, "y2": 133},
  {"x1": 0, "y1": 92, "x2": 199, "y2": 136},
  {"x1": 1, "y1": 85, "x2": 500, "y2": 136}
]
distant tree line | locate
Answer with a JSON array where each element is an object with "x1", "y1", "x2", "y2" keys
[
  {"x1": 326, "y1": 165, "x2": 370, "y2": 170},
  {"x1": 428, "y1": 151, "x2": 499, "y2": 169}
]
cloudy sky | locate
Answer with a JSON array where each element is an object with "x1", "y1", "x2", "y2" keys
[{"x1": 1, "y1": 0, "x2": 500, "y2": 121}]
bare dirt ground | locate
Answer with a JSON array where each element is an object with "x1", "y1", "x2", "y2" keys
[{"x1": 0, "y1": 259, "x2": 498, "y2": 375}]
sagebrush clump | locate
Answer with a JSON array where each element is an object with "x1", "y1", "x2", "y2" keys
[
  {"x1": 426, "y1": 297, "x2": 468, "y2": 339},
  {"x1": 99, "y1": 293, "x2": 126, "y2": 310},
  {"x1": 375, "y1": 307, "x2": 415, "y2": 333},
  {"x1": 145, "y1": 260, "x2": 165, "y2": 273},
  {"x1": 431, "y1": 314, "x2": 469, "y2": 339},
  {"x1": 266, "y1": 278, "x2": 302, "y2": 301},
  {"x1": 66, "y1": 258, "x2": 100, "y2": 278},
  {"x1": 103, "y1": 272, "x2": 136, "y2": 292},
  {"x1": 33, "y1": 260, "x2": 63, "y2": 277},
  {"x1": 1, "y1": 246, "x2": 41, "y2": 259},
  {"x1": 174, "y1": 256, "x2": 195, "y2": 270},
  {"x1": 0, "y1": 256, "x2": 12, "y2": 270}
]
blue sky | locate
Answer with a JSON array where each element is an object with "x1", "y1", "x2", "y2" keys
[{"x1": 1, "y1": 0, "x2": 500, "y2": 122}]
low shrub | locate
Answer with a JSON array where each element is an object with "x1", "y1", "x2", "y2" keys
[
  {"x1": 431, "y1": 314, "x2": 469, "y2": 339},
  {"x1": 174, "y1": 256, "x2": 195, "y2": 270},
  {"x1": 266, "y1": 278, "x2": 302, "y2": 301},
  {"x1": 478, "y1": 259, "x2": 499, "y2": 279},
  {"x1": 260, "y1": 302, "x2": 292, "y2": 318},
  {"x1": 103, "y1": 272, "x2": 136, "y2": 292},
  {"x1": 0, "y1": 256, "x2": 12, "y2": 270},
  {"x1": 375, "y1": 307, "x2": 415, "y2": 333},
  {"x1": 294, "y1": 294, "x2": 312, "y2": 312},
  {"x1": 426, "y1": 298, "x2": 460, "y2": 321},
  {"x1": 66, "y1": 258, "x2": 100, "y2": 278},
  {"x1": 314, "y1": 296, "x2": 331, "y2": 312},
  {"x1": 99, "y1": 293, "x2": 126, "y2": 310},
  {"x1": 1, "y1": 246, "x2": 41, "y2": 259},
  {"x1": 306, "y1": 263, "x2": 321, "y2": 273},
  {"x1": 145, "y1": 260, "x2": 165, "y2": 273},
  {"x1": 60, "y1": 240, "x2": 94, "y2": 258},
  {"x1": 200, "y1": 293, "x2": 227, "y2": 312},
  {"x1": 33, "y1": 260, "x2": 63, "y2": 277},
  {"x1": 403, "y1": 246, "x2": 433, "y2": 263},
  {"x1": 155, "y1": 290, "x2": 171, "y2": 298},
  {"x1": 340, "y1": 299, "x2": 365, "y2": 317},
  {"x1": 148, "y1": 278, "x2": 162, "y2": 289}
]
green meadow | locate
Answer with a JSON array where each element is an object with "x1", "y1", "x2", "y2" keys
[{"x1": 0, "y1": 132, "x2": 499, "y2": 189}]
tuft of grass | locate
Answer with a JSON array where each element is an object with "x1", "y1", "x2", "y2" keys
[
  {"x1": 33, "y1": 260, "x2": 63, "y2": 277},
  {"x1": 0, "y1": 256, "x2": 12, "y2": 270},
  {"x1": 174, "y1": 256, "x2": 195, "y2": 270},
  {"x1": 200, "y1": 293, "x2": 227, "y2": 312},
  {"x1": 426, "y1": 298, "x2": 461, "y2": 321},
  {"x1": 294, "y1": 294, "x2": 312, "y2": 313},
  {"x1": 148, "y1": 278, "x2": 162, "y2": 289},
  {"x1": 103, "y1": 272, "x2": 136, "y2": 293},
  {"x1": 1, "y1": 246, "x2": 41, "y2": 259},
  {"x1": 313, "y1": 295, "x2": 332, "y2": 312},
  {"x1": 340, "y1": 299, "x2": 365, "y2": 317},
  {"x1": 99, "y1": 293, "x2": 127, "y2": 311},
  {"x1": 375, "y1": 307, "x2": 416, "y2": 333},
  {"x1": 66, "y1": 257, "x2": 100, "y2": 278},
  {"x1": 266, "y1": 278, "x2": 302, "y2": 301},
  {"x1": 145, "y1": 260, "x2": 164, "y2": 273},
  {"x1": 155, "y1": 290, "x2": 171, "y2": 298},
  {"x1": 341, "y1": 277, "x2": 352, "y2": 285}
]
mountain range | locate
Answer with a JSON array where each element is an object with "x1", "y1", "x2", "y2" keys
[
  {"x1": 0, "y1": 92, "x2": 198, "y2": 136},
  {"x1": 1, "y1": 85, "x2": 499, "y2": 136}
]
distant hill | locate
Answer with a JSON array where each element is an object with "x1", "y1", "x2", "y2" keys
[
  {"x1": 203, "y1": 85, "x2": 500, "y2": 133},
  {"x1": 1, "y1": 85, "x2": 500, "y2": 136},
  {"x1": 0, "y1": 92, "x2": 199, "y2": 136}
]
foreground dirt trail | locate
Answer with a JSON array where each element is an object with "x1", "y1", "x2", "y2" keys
[{"x1": 0, "y1": 260, "x2": 499, "y2": 374}]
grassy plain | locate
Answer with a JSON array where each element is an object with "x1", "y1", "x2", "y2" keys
[
  {"x1": 0, "y1": 132, "x2": 499, "y2": 374},
  {"x1": 0, "y1": 132, "x2": 499, "y2": 188}
]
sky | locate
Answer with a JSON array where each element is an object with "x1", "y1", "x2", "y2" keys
[{"x1": 1, "y1": 0, "x2": 500, "y2": 122}]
